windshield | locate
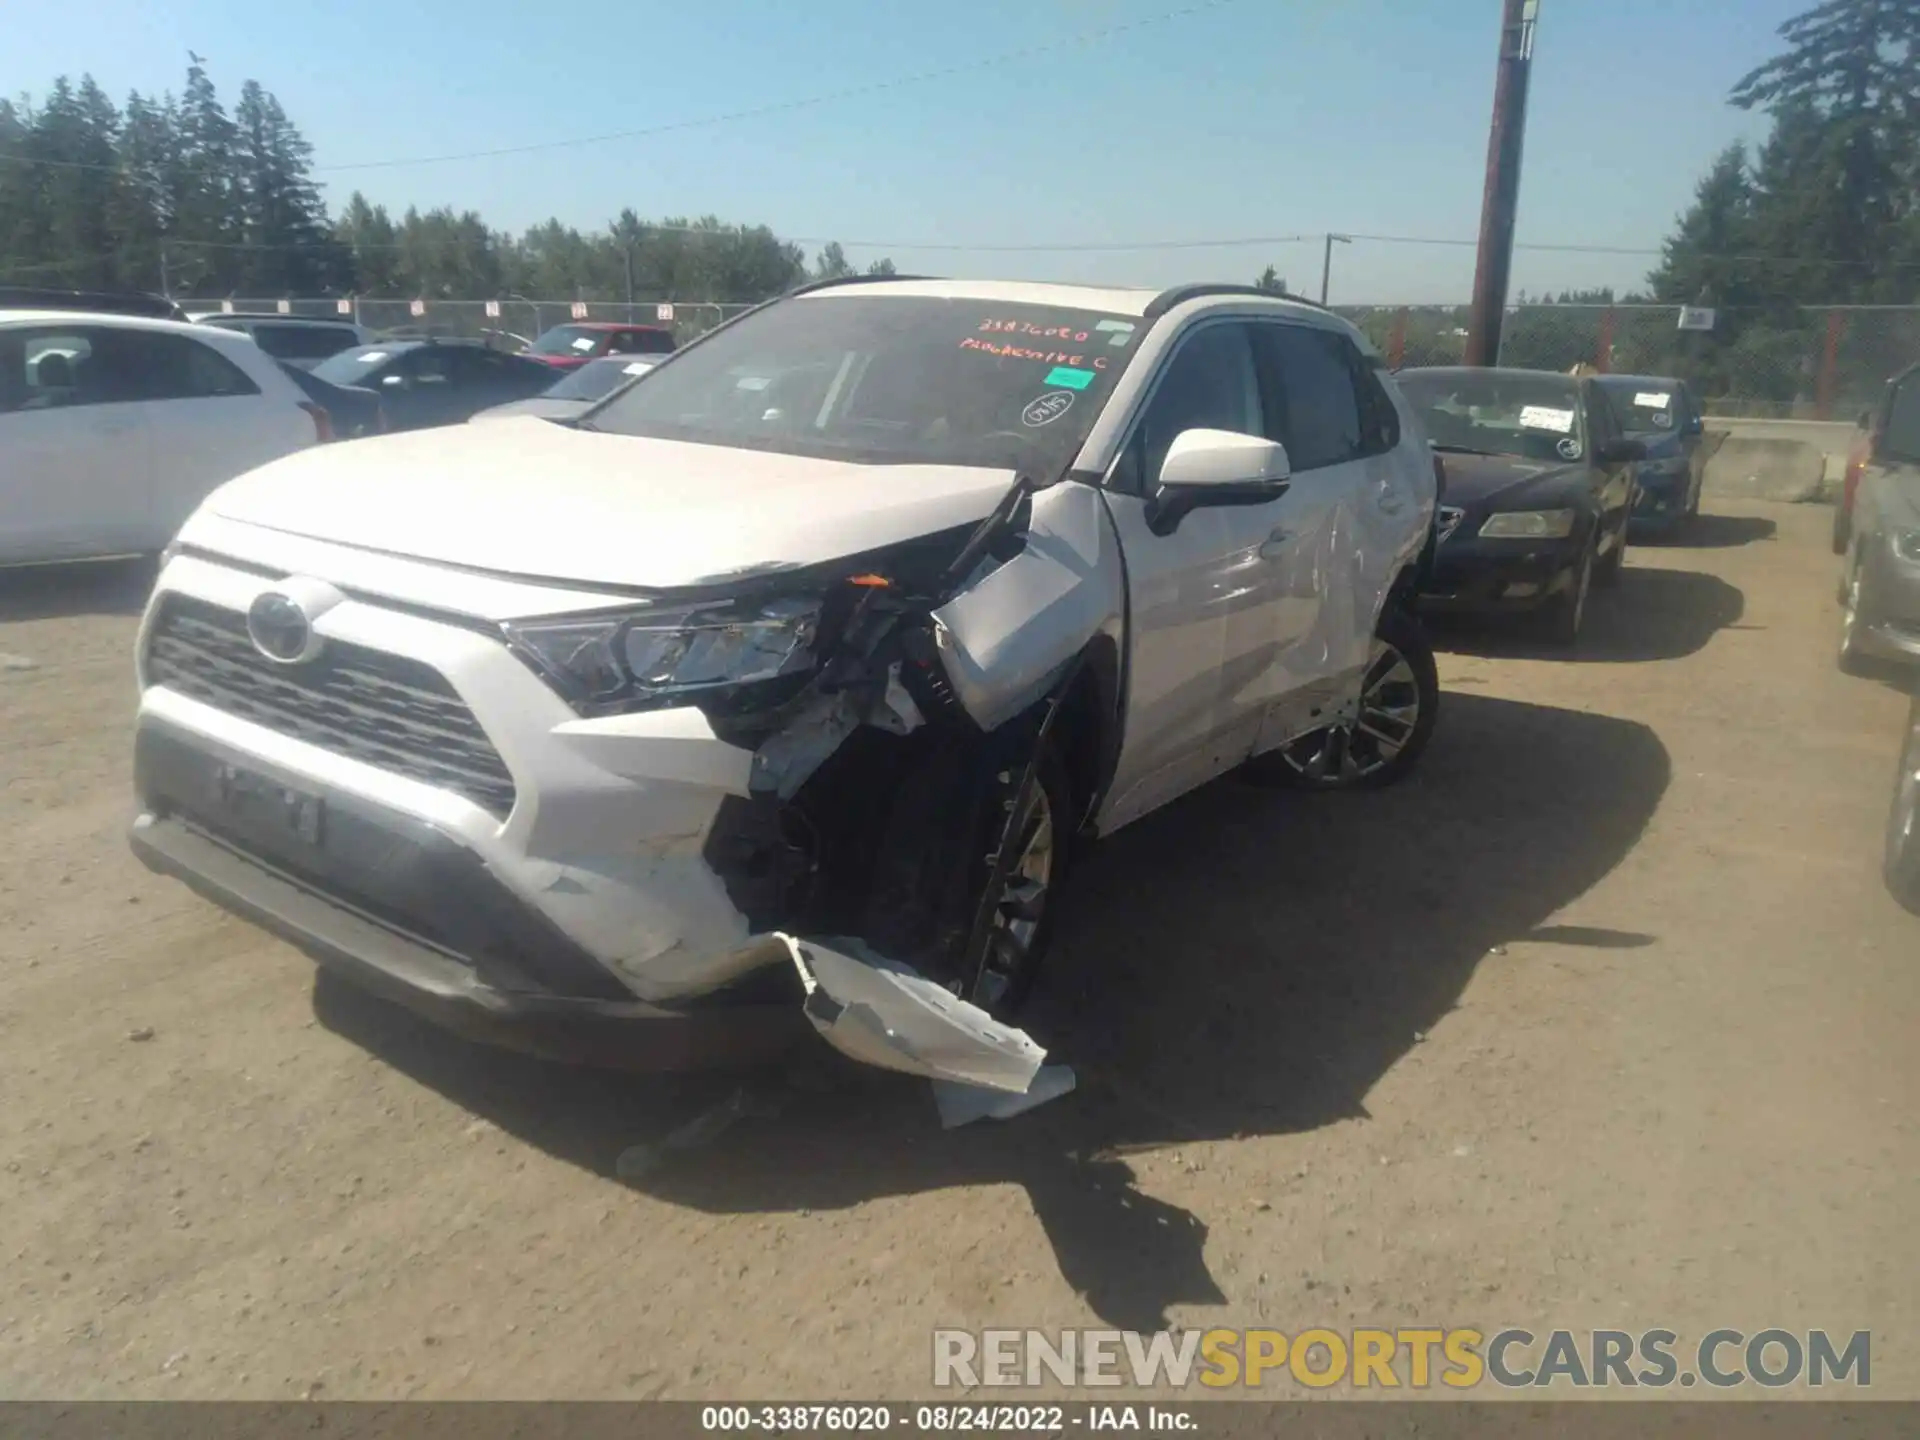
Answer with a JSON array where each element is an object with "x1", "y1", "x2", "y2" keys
[
  {"x1": 1396, "y1": 369, "x2": 1588, "y2": 463},
  {"x1": 586, "y1": 294, "x2": 1143, "y2": 471},
  {"x1": 545, "y1": 356, "x2": 651, "y2": 400},
  {"x1": 310, "y1": 346, "x2": 406, "y2": 385},
  {"x1": 1598, "y1": 380, "x2": 1680, "y2": 434},
  {"x1": 527, "y1": 324, "x2": 607, "y2": 357}
]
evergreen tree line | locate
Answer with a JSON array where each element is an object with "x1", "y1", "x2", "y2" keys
[{"x1": 0, "y1": 62, "x2": 896, "y2": 303}]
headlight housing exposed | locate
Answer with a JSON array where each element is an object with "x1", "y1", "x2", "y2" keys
[
  {"x1": 1480, "y1": 508, "x2": 1577, "y2": 540},
  {"x1": 505, "y1": 597, "x2": 821, "y2": 713},
  {"x1": 1892, "y1": 529, "x2": 1920, "y2": 565}
]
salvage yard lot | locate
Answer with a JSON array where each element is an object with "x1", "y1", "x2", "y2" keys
[{"x1": 1, "y1": 499, "x2": 1915, "y2": 1398}]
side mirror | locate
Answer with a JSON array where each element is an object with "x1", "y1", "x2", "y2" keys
[
  {"x1": 1598, "y1": 437, "x2": 1647, "y2": 465},
  {"x1": 1146, "y1": 429, "x2": 1291, "y2": 534}
]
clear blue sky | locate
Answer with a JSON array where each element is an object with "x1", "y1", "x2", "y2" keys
[{"x1": 4, "y1": 0, "x2": 1801, "y2": 302}]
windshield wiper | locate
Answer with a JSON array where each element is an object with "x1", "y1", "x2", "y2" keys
[{"x1": 1430, "y1": 443, "x2": 1505, "y2": 457}]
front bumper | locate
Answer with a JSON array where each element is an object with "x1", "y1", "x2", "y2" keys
[
  {"x1": 130, "y1": 545, "x2": 819, "y2": 1067},
  {"x1": 1417, "y1": 534, "x2": 1582, "y2": 616},
  {"x1": 1854, "y1": 543, "x2": 1920, "y2": 664}
]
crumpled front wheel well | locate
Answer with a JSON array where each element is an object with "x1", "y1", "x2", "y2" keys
[{"x1": 1046, "y1": 634, "x2": 1124, "y2": 840}]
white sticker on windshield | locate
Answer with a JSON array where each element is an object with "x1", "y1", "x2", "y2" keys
[
  {"x1": 570, "y1": 336, "x2": 597, "y2": 352},
  {"x1": 1557, "y1": 436, "x2": 1584, "y2": 461},
  {"x1": 623, "y1": 361, "x2": 655, "y2": 376},
  {"x1": 736, "y1": 375, "x2": 771, "y2": 391},
  {"x1": 1520, "y1": 405, "x2": 1576, "y2": 434},
  {"x1": 1634, "y1": 391, "x2": 1671, "y2": 408},
  {"x1": 356, "y1": 351, "x2": 388, "y2": 365}
]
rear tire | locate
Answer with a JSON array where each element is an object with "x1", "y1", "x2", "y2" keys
[{"x1": 1249, "y1": 603, "x2": 1439, "y2": 791}]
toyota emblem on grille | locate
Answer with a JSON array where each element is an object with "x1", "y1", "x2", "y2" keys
[{"x1": 246, "y1": 591, "x2": 321, "y2": 664}]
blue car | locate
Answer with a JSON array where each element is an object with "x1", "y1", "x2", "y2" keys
[{"x1": 1596, "y1": 375, "x2": 1708, "y2": 533}]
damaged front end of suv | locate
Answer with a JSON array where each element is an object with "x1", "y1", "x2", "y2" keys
[{"x1": 498, "y1": 472, "x2": 1124, "y2": 1098}]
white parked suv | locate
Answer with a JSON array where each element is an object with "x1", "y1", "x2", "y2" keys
[
  {"x1": 2, "y1": 311, "x2": 326, "y2": 565},
  {"x1": 128, "y1": 278, "x2": 1440, "y2": 1078}
]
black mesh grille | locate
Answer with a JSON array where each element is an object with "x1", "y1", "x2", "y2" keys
[{"x1": 144, "y1": 594, "x2": 517, "y2": 818}]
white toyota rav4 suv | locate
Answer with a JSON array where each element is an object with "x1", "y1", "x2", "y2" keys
[{"x1": 129, "y1": 278, "x2": 1440, "y2": 1086}]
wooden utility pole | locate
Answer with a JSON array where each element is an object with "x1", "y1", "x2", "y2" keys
[{"x1": 1463, "y1": 0, "x2": 1539, "y2": 367}]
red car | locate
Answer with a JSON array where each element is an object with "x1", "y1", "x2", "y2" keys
[{"x1": 523, "y1": 321, "x2": 677, "y2": 372}]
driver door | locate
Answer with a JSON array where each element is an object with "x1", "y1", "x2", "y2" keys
[{"x1": 1096, "y1": 319, "x2": 1317, "y2": 832}]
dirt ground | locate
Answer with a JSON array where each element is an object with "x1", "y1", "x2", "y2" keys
[{"x1": 1, "y1": 499, "x2": 1914, "y2": 1400}]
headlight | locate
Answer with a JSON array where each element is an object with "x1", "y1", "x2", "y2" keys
[
  {"x1": 1892, "y1": 530, "x2": 1920, "y2": 565},
  {"x1": 505, "y1": 597, "x2": 821, "y2": 712},
  {"x1": 1479, "y1": 509, "x2": 1577, "y2": 539}
]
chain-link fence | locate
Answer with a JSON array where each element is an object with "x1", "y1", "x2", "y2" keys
[
  {"x1": 196, "y1": 295, "x2": 1918, "y2": 420},
  {"x1": 196, "y1": 297, "x2": 758, "y2": 350},
  {"x1": 1337, "y1": 303, "x2": 1920, "y2": 420}
]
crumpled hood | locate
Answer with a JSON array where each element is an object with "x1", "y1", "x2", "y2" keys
[
  {"x1": 201, "y1": 418, "x2": 1018, "y2": 590},
  {"x1": 1439, "y1": 452, "x2": 1583, "y2": 509}
]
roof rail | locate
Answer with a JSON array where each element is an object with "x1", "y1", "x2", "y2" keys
[
  {"x1": 782, "y1": 272, "x2": 936, "y2": 299},
  {"x1": 1142, "y1": 283, "x2": 1335, "y2": 320}
]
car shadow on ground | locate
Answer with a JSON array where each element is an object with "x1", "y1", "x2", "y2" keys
[
  {"x1": 0, "y1": 556, "x2": 157, "y2": 622},
  {"x1": 314, "y1": 692, "x2": 1670, "y2": 1332},
  {"x1": 1429, "y1": 566, "x2": 1746, "y2": 664},
  {"x1": 1635, "y1": 513, "x2": 1779, "y2": 549}
]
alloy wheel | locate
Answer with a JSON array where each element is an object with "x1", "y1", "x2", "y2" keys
[{"x1": 1274, "y1": 640, "x2": 1425, "y2": 785}]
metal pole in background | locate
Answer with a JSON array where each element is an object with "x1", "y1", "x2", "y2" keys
[
  {"x1": 1320, "y1": 233, "x2": 1351, "y2": 305},
  {"x1": 1464, "y1": 0, "x2": 1539, "y2": 367}
]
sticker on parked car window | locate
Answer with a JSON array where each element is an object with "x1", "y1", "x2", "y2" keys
[
  {"x1": 1649, "y1": 411, "x2": 1673, "y2": 428},
  {"x1": 1044, "y1": 366, "x2": 1096, "y2": 390},
  {"x1": 623, "y1": 361, "x2": 655, "y2": 375},
  {"x1": 570, "y1": 337, "x2": 596, "y2": 352},
  {"x1": 356, "y1": 351, "x2": 388, "y2": 365},
  {"x1": 1094, "y1": 319, "x2": 1137, "y2": 346},
  {"x1": 1634, "y1": 391, "x2": 1671, "y2": 408},
  {"x1": 1022, "y1": 391, "x2": 1075, "y2": 428},
  {"x1": 1556, "y1": 436, "x2": 1584, "y2": 461},
  {"x1": 1519, "y1": 405, "x2": 1575, "y2": 433}
]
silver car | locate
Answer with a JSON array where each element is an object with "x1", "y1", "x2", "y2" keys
[{"x1": 1840, "y1": 361, "x2": 1920, "y2": 674}]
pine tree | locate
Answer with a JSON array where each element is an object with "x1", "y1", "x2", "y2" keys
[
  {"x1": 111, "y1": 91, "x2": 176, "y2": 292},
  {"x1": 233, "y1": 79, "x2": 336, "y2": 293},
  {"x1": 170, "y1": 59, "x2": 242, "y2": 294},
  {"x1": 1647, "y1": 144, "x2": 1759, "y2": 305}
]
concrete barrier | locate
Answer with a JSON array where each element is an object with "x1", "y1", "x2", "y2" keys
[
  {"x1": 1700, "y1": 416, "x2": 1860, "y2": 504},
  {"x1": 1702, "y1": 434, "x2": 1827, "y2": 503}
]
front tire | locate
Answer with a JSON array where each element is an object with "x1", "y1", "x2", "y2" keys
[
  {"x1": 1594, "y1": 515, "x2": 1627, "y2": 588},
  {"x1": 1541, "y1": 542, "x2": 1593, "y2": 647},
  {"x1": 1250, "y1": 603, "x2": 1439, "y2": 791},
  {"x1": 1839, "y1": 555, "x2": 1875, "y2": 676},
  {"x1": 965, "y1": 734, "x2": 1072, "y2": 1016},
  {"x1": 1885, "y1": 699, "x2": 1920, "y2": 915}
]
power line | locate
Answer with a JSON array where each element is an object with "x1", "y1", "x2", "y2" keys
[
  {"x1": 317, "y1": 0, "x2": 1249, "y2": 171},
  {"x1": 0, "y1": 0, "x2": 1248, "y2": 178}
]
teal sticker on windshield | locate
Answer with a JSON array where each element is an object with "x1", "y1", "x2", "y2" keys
[{"x1": 1045, "y1": 365, "x2": 1095, "y2": 390}]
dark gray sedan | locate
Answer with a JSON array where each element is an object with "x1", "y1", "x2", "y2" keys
[
  {"x1": 1839, "y1": 361, "x2": 1920, "y2": 674},
  {"x1": 1400, "y1": 366, "x2": 1646, "y2": 645}
]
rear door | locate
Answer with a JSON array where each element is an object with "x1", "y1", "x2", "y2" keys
[
  {"x1": 0, "y1": 324, "x2": 154, "y2": 561},
  {"x1": 450, "y1": 347, "x2": 555, "y2": 418},
  {"x1": 1232, "y1": 321, "x2": 1385, "y2": 753},
  {"x1": 122, "y1": 330, "x2": 313, "y2": 544}
]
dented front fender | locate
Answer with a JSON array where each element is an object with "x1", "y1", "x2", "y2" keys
[{"x1": 929, "y1": 481, "x2": 1126, "y2": 735}]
